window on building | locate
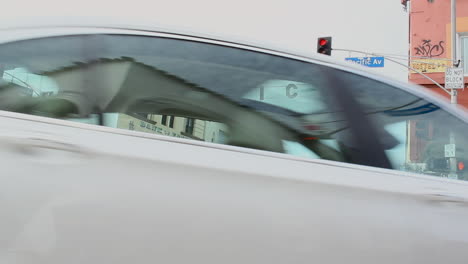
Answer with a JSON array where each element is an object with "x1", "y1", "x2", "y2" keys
[
  {"x1": 462, "y1": 36, "x2": 468, "y2": 74},
  {"x1": 161, "y1": 115, "x2": 167, "y2": 126},
  {"x1": 169, "y1": 116, "x2": 175, "y2": 128},
  {"x1": 185, "y1": 118, "x2": 194, "y2": 135}
]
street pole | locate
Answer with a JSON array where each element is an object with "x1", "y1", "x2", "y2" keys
[
  {"x1": 449, "y1": 0, "x2": 458, "y2": 179},
  {"x1": 451, "y1": 0, "x2": 457, "y2": 104}
]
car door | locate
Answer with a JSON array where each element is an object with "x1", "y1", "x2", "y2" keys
[
  {"x1": 0, "y1": 28, "x2": 467, "y2": 264},
  {"x1": 329, "y1": 67, "x2": 468, "y2": 262}
]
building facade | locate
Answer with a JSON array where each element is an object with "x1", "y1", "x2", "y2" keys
[
  {"x1": 403, "y1": 0, "x2": 468, "y2": 103},
  {"x1": 401, "y1": 0, "x2": 468, "y2": 170}
]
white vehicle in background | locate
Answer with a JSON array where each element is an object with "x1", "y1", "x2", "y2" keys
[{"x1": 0, "y1": 21, "x2": 467, "y2": 264}]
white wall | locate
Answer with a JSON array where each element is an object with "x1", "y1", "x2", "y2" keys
[{"x1": 1, "y1": 0, "x2": 409, "y2": 81}]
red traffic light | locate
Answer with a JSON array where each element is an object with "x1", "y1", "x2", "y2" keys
[
  {"x1": 458, "y1": 161, "x2": 465, "y2": 171},
  {"x1": 317, "y1": 37, "x2": 332, "y2": 56}
]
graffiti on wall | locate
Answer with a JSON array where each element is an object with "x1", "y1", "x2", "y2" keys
[
  {"x1": 411, "y1": 39, "x2": 449, "y2": 73},
  {"x1": 414, "y1": 39, "x2": 445, "y2": 58}
]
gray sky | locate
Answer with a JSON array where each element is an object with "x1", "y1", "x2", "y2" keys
[{"x1": 2, "y1": 0, "x2": 409, "y2": 80}]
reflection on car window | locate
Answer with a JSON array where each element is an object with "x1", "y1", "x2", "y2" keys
[
  {"x1": 243, "y1": 80, "x2": 326, "y2": 113},
  {"x1": 0, "y1": 35, "x2": 97, "y2": 120},
  {"x1": 104, "y1": 113, "x2": 229, "y2": 143},
  {"x1": 1, "y1": 68, "x2": 58, "y2": 96},
  {"x1": 343, "y1": 71, "x2": 468, "y2": 181},
  {"x1": 0, "y1": 34, "x2": 359, "y2": 165}
]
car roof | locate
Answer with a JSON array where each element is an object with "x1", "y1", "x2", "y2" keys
[{"x1": 0, "y1": 16, "x2": 376, "y2": 74}]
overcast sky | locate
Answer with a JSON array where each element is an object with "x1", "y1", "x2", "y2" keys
[{"x1": 2, "y1": 0, "x2": 409, "y2": 80}]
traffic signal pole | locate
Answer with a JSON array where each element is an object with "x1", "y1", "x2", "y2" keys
[
  {"x1": 451, "y1": 0, "x2": 458, "y2": 104},
  {"x1": 449, "y1": 0, "x2": 458, "y2": 179}
]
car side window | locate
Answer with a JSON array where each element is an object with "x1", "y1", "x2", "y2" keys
[
  {"x1": 0, "y1": 35, "x2": 102, "y2": 125},
  {"x1": 342, "y1": 71, "x2": 468, "y2": 181},
  {"x1": 93, "y1": 35, "x2": 357, "y2": 162},
  {"x1": 0, "y1": 34, "x2": 361, "y2": 164}
]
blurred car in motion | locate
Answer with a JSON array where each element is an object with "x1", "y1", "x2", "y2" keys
[{"x1": 1, "y1": 21, "x2": 468, "y2": 264}]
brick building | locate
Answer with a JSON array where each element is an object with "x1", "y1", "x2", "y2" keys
[
  {"x1": 402, "y1": 0, "x2": 468, "y2": 106},
  {"x1": 401, "y1": 0, "x2": 468, "y2": 167}
]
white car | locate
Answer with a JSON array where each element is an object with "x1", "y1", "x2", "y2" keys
[{"x1": 1, "y1": 21, "x2": 468, "y2": 264}]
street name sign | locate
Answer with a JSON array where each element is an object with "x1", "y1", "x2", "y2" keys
[
  {"x1": 445, "y1": 67, "x2": 464, "y2": 89},
  {"x1": 345, "y1": 57, "x2": 385, "y2": 68}
]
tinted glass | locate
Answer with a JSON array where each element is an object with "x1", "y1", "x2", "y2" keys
[
  {"x1": 0, "y1": 34, "x2": 357, "y2": 164},
  {"x1": 96, "y1": 35, "x2": 354, "y2": 161},
  {"x1": 343, "y1": 71, "x2": 468, "y2": 181},
  {"x1": 0, "y1": 35, "x2": 102, "y2": 123}
]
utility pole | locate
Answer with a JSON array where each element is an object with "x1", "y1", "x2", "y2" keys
[
  {"x1": 449, "y1": 0, "x2": 458, "y2": 179},
  {"x1": 451, "y1": 0, "x2": 458, "y2": 104}
]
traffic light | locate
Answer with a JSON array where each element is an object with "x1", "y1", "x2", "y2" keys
[
  {"x1": 458, "y1": 160, "x2": 466, "y2": 172},
  {"x1": 317, "y1": 37, "x2": 332, "y2": 55}
]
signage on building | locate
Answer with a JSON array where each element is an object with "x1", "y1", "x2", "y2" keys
[
  {"x1": 116, "y1": 114, "x2": 191, "y2": 139},
  {"x1": 445, "y1": 143, "x2": 456, "y2": 158},
  {"x1": 410, "y1": 59, "x2": 450, "y2": 73},
  {"x1": 445, "y1": 67, "x2": 464, "y2": 89},
  {"x1": 345, "y1": 57, "x2": 385, "y2": 68}
]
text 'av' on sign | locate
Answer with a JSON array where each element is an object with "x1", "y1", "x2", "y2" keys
[
  {"x1": 345, "y1": 57, "x2": 385, "y2": 68},
  {"x1": 445, "y1": 67, "x2": 464, "y2": 89}
]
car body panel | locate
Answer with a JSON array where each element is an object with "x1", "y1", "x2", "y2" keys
[{"x1": 1, "y1": 112, "x2": 468, "y2": 264}]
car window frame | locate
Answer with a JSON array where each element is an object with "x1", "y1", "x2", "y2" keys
[{"x1": 1, "y1": 27, "x2": 468, "y2": 173}]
